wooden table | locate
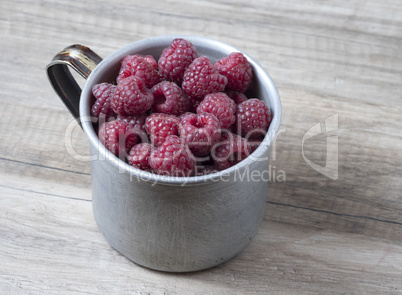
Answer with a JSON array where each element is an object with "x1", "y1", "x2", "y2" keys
[{"x1": 1, "y1": 0, "x2": 401, "y2": 294}]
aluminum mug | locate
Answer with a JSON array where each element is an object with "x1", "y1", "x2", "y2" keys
[{"x1": 46, "y1": 35, "x2": 282, "y2": 272}]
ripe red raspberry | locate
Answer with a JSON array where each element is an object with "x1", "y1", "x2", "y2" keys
[
  {"x1": 116, "y1": 113, "x2": 149, "y2": 143},
  {"x1": 179, "y1": 113, "x2": 221, "y2": 157},
  {"x1": 91, "y1": 83, "x2": 116, "y2": 120},
  {"x1": 178, "y1": 111, "x2": 194, "y2": 120},
  {"x1": 143, "y1": 55, "x2": 158, "y2": 70},
  {"x1": 144, "y1": 113, "x2": 180, "y2": 146},
  {"x1": 116, "y1": 113, "x2": 146, "y2": 131},
  {"x1": 98, "y1": 120, "x2": 138, "y2": 158},
  {"x1": 111, "y1": 76, "x2": 154, "y2": 116},
  {"x1": 182, "y1": 56, "x2": 228, "y2": 100},
  {"x1": 117, "y1": 54, "x2": 161, "y2": 88},
  {"x1": 151, "y1": 81, "x2": 189, "y2": 115},
  {"x1": 235, "y1": 99, "x2": 272, "y2": 139},
  {"x1": 196, "y1": 92, "x2": 236, "y2": 129},
  {"x1": 158, "y1": 38, "x2": 198, "y2": 85},
  {"x1": 212, "y1": 132, "x2": 251, "y2": 170},
  {"x1": 149, "y1": 135, "x2": 196, "y2": 177},
  {"x1": 128, "y1": 143, "x2": 154, "y2": 171},
  {"x1": 226, "y1": 91, "x2": 248, "y2": 105},
  {"x1": 214, "y1": 52, "x2": 253, "y2": 93}
]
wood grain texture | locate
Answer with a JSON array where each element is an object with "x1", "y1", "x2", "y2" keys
[{"x1": 0, "y1": 0, "x2": 401, "y2": 293}]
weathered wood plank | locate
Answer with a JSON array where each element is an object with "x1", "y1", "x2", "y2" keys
[{"x1": 1, "y1": 191, "x2": 401, "y2": 294}]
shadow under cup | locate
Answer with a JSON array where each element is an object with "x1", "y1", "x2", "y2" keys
[{"x1": 54, "y1": 35, "x2": 282, "y2": 272}]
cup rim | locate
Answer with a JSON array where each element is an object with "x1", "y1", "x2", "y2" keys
[{"x1": 80, "y1": 34, "x2": 282, "y2": 186}]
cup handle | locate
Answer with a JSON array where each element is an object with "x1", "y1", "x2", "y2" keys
[{"x1": 46, "y1": 44, "x2": 103, "y2": 121}]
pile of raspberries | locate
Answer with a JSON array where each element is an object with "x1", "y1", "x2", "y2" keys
[{"x1": 91, "y1": 38, "x2": 272, "y2": 177}]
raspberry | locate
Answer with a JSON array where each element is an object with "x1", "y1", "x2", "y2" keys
[
  {"x1": 144, "y1": 113, "x2": 180, "y2": 146},
  {"x1": 91, "y1": 40, "x2": 263, "y2": 177},
  {"x1": 212, "y1": 132, "x2": 251, "y2": 171},
  {"x1": 235, "y1": 99, "x2": 271, "y2": 139},
  {"x1": 117, "y1": 54, "x2": 161, "y2": 88},
  {"x1": 91, "y1": 83, "x2": 116, "y2": 120},
  {"x1": 98, "y1": 120, "x2": 138, "y2": 158},
  {"x1": 178, "y1": 111, "x2": 194, "y2": 120},
  {"x1": 149, "y1": 135, "x2": 196, "y2": 177},
  {"x1": 151, "y1": 81, "x2": 189, "y2": 115},
  {"x1": 179, "y1": 113, "x2": 221, "y2": 157},
  {"x1": 111, "y1": 76, "x2": 154, "y2": 116},
  {"x1": 214, "y1": 52, "x2": 253, "y2": 93},
  {"x1": 196, "y1": 92, "x2": 236, "y2": 129},
  {"x1": 143, "y1": 55, "x2": 158, "y2": 70},
  {"x1": 116, "y1": 113, "x2": 146, "y2": 131},
  {"x1": 128, "y1": 143, "x2": 154, "y2": 171},
  {"x1": 226, "y1": 91, "x2": 248, "y2": 105},
  {"x1": 116, "y1": 113, "x2": 148, "y2": 143},
  {"x1": 182, "y1": 56, "x2": 228, "y2": 100},
  {"x1": 158, "y1": 38, "x2": 198, "y2": 85}
]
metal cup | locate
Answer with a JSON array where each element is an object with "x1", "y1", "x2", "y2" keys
[{"x1": 47, "y1": 35, "x2": 282, "y2": 272}]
